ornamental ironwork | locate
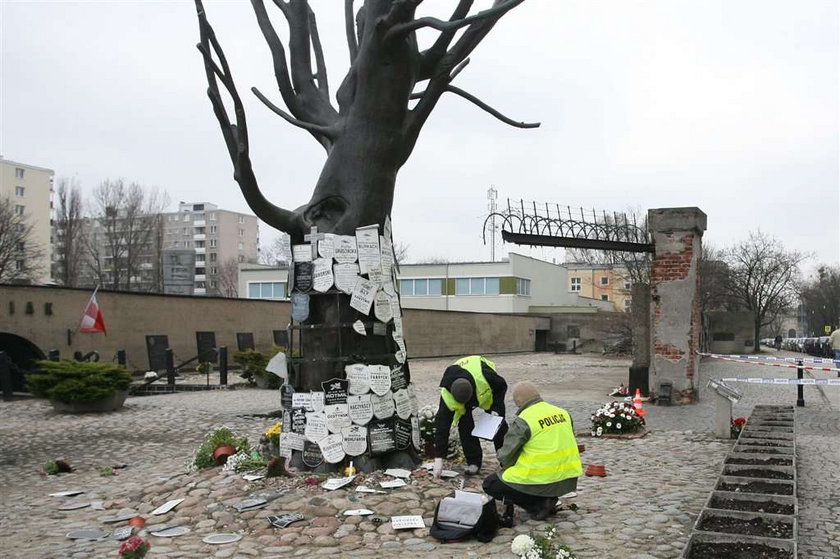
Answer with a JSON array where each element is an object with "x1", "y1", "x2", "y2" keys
[{"x1": 483, "y1": 199, "x2": 654, "y2": 253}]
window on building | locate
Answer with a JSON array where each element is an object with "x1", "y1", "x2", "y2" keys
[
  {"x1": 399, "y1": 278, "x2": 443, "y2": 296},
  {"x1": 15, "y1": 260, "x2": 25, "y2": 271},
  {"x1": 625, "y1": 298, "x2": 632, "y2": 312},
  {"x1": 238, "y1": 215, "x2": 245, "y2": 223},
  {"x1": 570, "y1": 277, "x2": 581, "y2": 292},
  {"x1": 210, "y1": 225, "x2": 217, "y2": 234},
  {"x1": 517, "y1": 278, "x2": 531, "y2": 295},
  {"x1": 196, "y1": 254, "x2": 205, "y2": 263},
  {"x1": 239, "y1": 229, "x2": 245, "y2": 237},
  {"x1": 238, "y1": 242, "x2": 245, "y2": 250},
  {"x1": 15, "y1": 168, "x2": 25, "y2": 179},
  {"x1": 247, "y1": 281, "x2": 287, "y2": 300},
  {"x1": 209, "y1": 266, "x2": 218, "y2": 275},
  {"x1": 195, "y1": 241, "x2": 205, "y2": 248},
  {"x1": 196, "y1": 281, "x2": 206, "y2": 289},
  {"x1": 193, "y1": 204, "x2": 204, "y2": 211},
  {"x1": 15, "y1": 186, "x2": 25, "y2": 197},
  {"x1": 209, "y1": 253, "x2": 217, "y2": 262},
  {"x1": 455, "y1": 277, "x2": 499, "y2": 296},
  {"x1": 196, "y1": 267, "x2": 206, "y2": 275},
  {"x1": 210, "y1": 280, "x2": 217, "y2": 288},
  {"x1": 14, "y1": 205, "x2": 25, "y2": 215},
  {"x1": 209, "y1": 239, "x2": 217, "y2": 248},
  {"x1": 624, "y1": 279, "x2": 632, "y2": 290},
  {"x1": 209, "y1": 212, "x2": 216, "y2": 220},
  {"x1": 183, "y1": 214, "x2": 190, "y2": 222},
  {"x1": 195, "y1": 227, "x2": 206, "y2": 235},
  {"x1": 15, "y1": 242, "x2": 24, "y2": 252},
  {"x1": 600, "y1": 276, "x2": 609, "y2": 286},
  {"x1": 601, "y1": 294, "x2": 609, "y2": 301}
]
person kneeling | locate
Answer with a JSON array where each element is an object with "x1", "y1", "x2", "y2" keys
[{"x1": 483, "y1": 381, "x2": 582, "y2": 526}]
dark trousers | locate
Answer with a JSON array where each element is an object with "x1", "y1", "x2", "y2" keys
[
  {"x1": 458, "y1": 412, "x2": 508, "y2": 468},
  {"x1": 482, "y1": 473, "x2": 553, "y2": 515}
]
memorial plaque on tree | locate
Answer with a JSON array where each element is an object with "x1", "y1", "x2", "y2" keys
[
  {"x1": 292, "y1": 244, "x2": 312, "y2": 262},
  {"x1": 322, "y1": 378, "x2": 349, "y2": 406},
  {"x1": 282, "y1": 410, "x2": 291, "y2": 432},
  {"x1": 368, "y1": 365, "x2": 391, "y2": 395},
  {"x1": 393, "y1": 389, "x2": 412, "y2": 420},
  {"x1": 281, "y1": 384, "x2": 295, "y2": 409},
  {"x1": 291, "y1": 408, "x2": 307, "y2": 434},
  {"x1": 333, "y1": 235, "x2": 357, "y2": 263},
  {"x1": 369, "y1": 418, "x2": 396, "y2": 455},
  {"x1": 318, "y1": 234, "x2": 336, "y2": 260},
  {"x1": 371, "y1": 391, "x2": 395, "y2": 420},
  {"x1": 325, "y1": 403, "x2": 352, "y2": 434},
  {"x1": 318, "y1": 434, "x2": 346, "y2": 464},
  {"x1": 374, "y1": 291, "x2": 393, "y2": 323},
  {"x1": 347, "y1": 394, "x2": 373, "y2": 426},
  {"x1": 356, "y1": 225, "x2": 381, "y2": 276},
  {"x1": 389, "y1": 366, "x2": 407, "y2": 391},
  {"x1": 312, "y1": 258, "x2": 334, "y2": 293},
  {"x1": 302, "y1": 440, "x2": 324, "y2": 468},
  {"x1": 305, "y1": 411, "x2": 328, "y2": 442},
  {"x1": 292, "y1": 392, "x2": 310, "y2": 409},
  {"x1": 290, "y1": 293, "x2": 310, "y2": 322},
  {"x1": 287, "y1": 432, "x2": 306, "y2": 451},
  {"x1": 407, "y1": 383, "x2": 419, "y2": 416},
  {"x1": 334, "y1": 263, "x2": 361, "y2": 294},
  {"x1": 395, "y1": 418, "x2": 412, "y2": 451},
  {"x1": 350, "y1": 278, "x2": 377, "y2": 315},
  {"x1": 341, "y1": 425, "x2": 367, "y2": 456},
  {"x1": 294, "y1": 261, "x2": 314, "y2": 292},
  {"x1": 310, "y1": 391, "x2": 325, "y2": 413},
  {"x1": 411, "y1": 416, "x2": 421, "y2": 451},
  {"x1": 346, "y1": 364, "x2": 370, "y2": 395}
]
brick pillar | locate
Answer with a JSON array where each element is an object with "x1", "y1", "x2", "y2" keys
[{"x1": 648, "y1": 207, "x2": 707, "y2": 399}]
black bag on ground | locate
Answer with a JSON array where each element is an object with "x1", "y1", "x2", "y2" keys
[{"x1": 429, "y1": 493, "x2": 499, "y2": 543}]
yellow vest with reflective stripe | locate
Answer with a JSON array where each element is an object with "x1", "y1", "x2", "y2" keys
[
  {"x1": 440, "y1": 356, "x2": 495, "y2": 423},
  {"x1": 502, "y1": 401, "x2": 582, "y2": 485}
]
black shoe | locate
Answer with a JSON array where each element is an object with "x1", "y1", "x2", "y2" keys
[
  {"x1": 499, "y1": 514, "x2": 514, "y2": 528},
  {"x1": 530, "y1": 498, "x2": 558, "y2": 521}
]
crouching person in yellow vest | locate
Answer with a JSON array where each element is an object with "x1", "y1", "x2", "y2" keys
[
  {"x1": 483, "y1": 381, "x2": 582, "y2": 526},
  {"x1": 432, "y1": 356, "x2": 508, "y2": 478}
]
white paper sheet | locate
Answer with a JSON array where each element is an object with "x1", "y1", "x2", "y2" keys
[
  {"x1": 471, "y1": 410, "x2": 504, "y2": 440},
  {"x1": 379, "y1": 479, "x2": 406, "y2": 489}
]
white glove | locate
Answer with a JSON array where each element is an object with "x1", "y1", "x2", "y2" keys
[{"x1": 433, "y1": 458, "x2": 443, "y2": 479}]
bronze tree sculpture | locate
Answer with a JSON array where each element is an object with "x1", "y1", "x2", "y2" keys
[{"x1": 196, "y1": 0, "x2": 537, "y2": 469}]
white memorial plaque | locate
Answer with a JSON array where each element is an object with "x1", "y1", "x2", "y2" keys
[
  {"x1": 334, "y1": 263, "x2": 361, "y2": 294},
  {"x1": 286, "y1": 432, "x2": 306, "y2": 451},
  {"x1": 343, "y1": 508, "x2": 373, "y2": 516},
  {"x1": 395, "y1": 350, "x2": 406, "y2": 364},
  {"x1": 318, "y1": 234, "x2": 336, "y2": 260},
  {"x1": 371, "y1": 391, "x2": 395, "y2": 419},
  {"x1": 407, "y1": 383, "x2": 419, "y2": 416},
  {"x1": 346, "y1": 363, "x2": 370, "y2": 395},
  {"x1": 355, "y1": 225, "x2": 381, "y2": 275},
  {"x1": 393, "y1": 389, "x2": 412, "y2": 420},
  {"x1": 391, "y1": 515, "x2": 425, "y2": 530},
  {"x1": 305, "y1": 411, "x2": 328, "y2": 442},
  {"x1": 393, "y1": 315, "x2": 404, "y2": 338},
  {"x1": 292, "y1": 392, "x2": 310, "y2": 408},
  {"x1": 380, "y1": 235, "x2": 394, "y2": 279},
  {"x1": 333, "y1": 235, "x2": 358, "y2": 264},
  {"x1": 368, "y1": 364, "x2": 391, "y2": 395},
  {"x1": 384, "y1": 215, "x2": 393, "y2": 244},
  {"x1": 319, "y1": 434, "x2": 346, "y2": 464},
  {"x1": 394, "y1": 335, "x2": 407, "y2": 356},
  {"x1": 347, "y1": 394, "x2": 374, "y2": 425},
  {"x1": 321, "y1": 475, "x2": 356, "y2": 491},
  {"x1": 352, "y1": 320, "x2": 367, "y2": 336},
  {"x1": 341, "y1": 424, "x2": 368, "y2": 456},
  {"x1": 292, "y1": 244, "x2": 313, "y2": 262},
  {"x1": 384, "y1": 468, "x2": 412, "y2": 479},
  {"x1": 312, "y1": 258, "x2": 334, "y2": 293},
  {"x1": 309, "y1": 391, "x2": 325, "y2": 412},
  {"x1": 355, "y1": 486, "x2": 387, "y2": 494},
  {"x1": 278, "y1": 432, "x2": 294, "y2": 455},
  {"x1": 411, "y1": 415, "x2": 421, "y2": 451},
  {"x1": 151, "y1": 498, "x2": 184, "y2": 516},
  {"x1": 350, "y1": 278, "x2": 377, "y2": 315},
  {"x1": 380, "y1": 479, "x2": 407, "y2": 489},
  {"x1": 374, "y1": 290, "x2": 393, "y2": 323},
  {"x1": 325, "y1": 403, "x2": 352, "y2": 433}
]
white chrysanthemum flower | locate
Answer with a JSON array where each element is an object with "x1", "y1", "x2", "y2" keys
[
  {"x1": 616, "y1": 423, "x2": 622, "y2": 429},
  {"x1": 606, "y1": 422, "x2": 612, "y2": 427},
  {"x1": 525, "y1": 549, "x2": 541, "y2": 559},
  {"x1": 511, "y1": 535, "x2": 535, "y2": 556},
  {"x1": 596, "y1": 426, "x2": 603, "y2": 436}
]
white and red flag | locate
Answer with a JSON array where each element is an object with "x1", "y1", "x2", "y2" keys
[{"x1": 79, "y1": 289, "x2": 106, "y2": 334}]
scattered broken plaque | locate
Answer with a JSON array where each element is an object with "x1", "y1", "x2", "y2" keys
[
  {"x1": 234, "y1": 498, "x2": 267, "y2": 512},
  {"x1": 66, "y1": 529, "x2": 108, "y2": 540},
  {"x1": 267, "y1": 513, "x2": 305, "y2": 529},
  {"x1": 203, "y1": 533, "x2": 244, "y2": 544},
  {"x1": 111, "y1": 526, "x2": 133, "y2": 541},
  {"x1": 395, "y1": 418, "x2": 412, "y2": 451},
  {"x1": 355, "y1": 486, "x2": 387, "y2": 494},
  {"x1": 379, "y1": 479, "x2": 407, "y2": 489},
  {"x1": 101, "y1": 513, "x2": 137, "y2": 524},
  {"x1": 302, "y1": 440, "x2": 324, "y2": 468},
  {"x1": 312, "y1": 257, "x2": 334, "y2": 293},
  {"x1": 384, "y1": 468, "x2": 412, "y2": 479},
  {"x1": 59, "y1": 502, "x2": 91, "y2": 511},
  {"x1": 242, "y1": 473, "x2": 264, "y2": 481},
  {"x1": 411, "y1": 416, "x2": 421, "y2": 451},
  {"x1": 150, "y1": 526, "x2": 190, "y2": 537},
  {"x1": 321, "y1": 475, "x2": 356, "y2": 491},
  {"x1": 322, "y1": 377, "x2": 349, "y2": 406},
  {"x1": 291, "y1": 392, "x2": 310, "y2": 409},
  {"x1": 407, "y1": 383, "x2": 419, "y2": 416},
  {"x1": 343, "y1": 509, "x2": 374, "y2": 516},
  {"x1": 347, "y1": 394, "x2": 374, "y2": 426},
  {"x1": 334, "y1": 262, "x2": 361, "y2": 293},
  {"x1": 352, "y1": 320, "x2": 367, "y2": 336},
  {"x1": 309, "y1": 391, "x2": 325, "y2": 412},
  {"x1": 333, "y1": 235, "x2": 358, "y2": 264},
  {"x1": 151, "y1": 498, "x2": 184, "y2": 516},
  {"x1": 50, "y1": 490, "x2": 84, "y2": 497},
  {"x1": 369, "y1": 418, "x2": 396, "y2": 455}
]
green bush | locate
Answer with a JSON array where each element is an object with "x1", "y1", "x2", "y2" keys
[
  {"x1": 28, "y1": 360, "x2": 132, "y2": 403},
  {"x1": 233, "y1": 347, "x2": 285, "y2": 388}
]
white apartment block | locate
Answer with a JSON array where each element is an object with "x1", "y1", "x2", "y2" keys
[
  {"x1": 162, "y1": 202, "x2": 259, "y2": 296},
  {"x1": 0, "y1": 157, "x2": 54, "y2": 283}
]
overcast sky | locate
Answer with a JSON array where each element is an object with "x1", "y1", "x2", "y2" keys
[{"x1": 2, "y1": 0, "x2": 838, "y2": 270}]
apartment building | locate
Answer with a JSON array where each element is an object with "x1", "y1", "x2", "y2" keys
[
  {"x1": 0, "y1": 158, "x2": 54, "y2": 283},
  {"x1": 564, "y1": 262, "x2": 633, "y2": 311},
  {"x1": 162, "y1": 202, "x2": 259, "y2": 296}
]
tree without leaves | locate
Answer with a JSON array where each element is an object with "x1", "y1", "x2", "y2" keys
[
  {"x1": 0, "y1": 196, "x2": 44, "y2": 283},
  {"x1": 800, "y1": 265, "x2": 840, "y2": 335},
  {"x1": 723, "y1": 231, "x2": 807, "y2": 351},
  {"x1": 52, "y1": 177, "x2": 87, "y2": 287},
  {"x1": 217, "y1": 257, "x2": 241, "y2": 298}
]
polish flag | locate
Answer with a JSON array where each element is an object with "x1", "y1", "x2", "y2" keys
[{"x1": 79, "y1": 290, "x2": 107, "y2": 334}]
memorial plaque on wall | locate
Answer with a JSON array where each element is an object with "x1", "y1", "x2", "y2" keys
[
  {"x1": 390, "y1": 366, "x2": 407, "y2": 391},
  {"x1": 322, "y1": 378, "x2": 349, "y2": 406},
  {"x1": 319, "y1": 434, "x2": 346, "y2": 464},
  {"x1": 368, "y1": 365, "x2": 391, "y2": 395},
  {"x1": 393, "y1": 389, "x2": 412, "y2": 420},
  {"x1": 325, "y1": 403, "x2": 352, "y2": 434},
  {"x1": 280, "y1": 384, "x2": 295, "y2": 409},
  {"x1": 411, "y1": 416, "x2": 421, "y2": 451},
  {"x1": 294, "y1": 262, "x2": 314, "y2": 292},
  {"x1": 369, "y1": 418, "x2": 396, "y2": 455},
  {"x1": 145, "y1": 335, "x2": 169, "y2": 371},
  {"x1": 196, "y1": 331, "x2": 218, "y2": 363},
  {"x1": 371, "y1": 391, "x2": 395, "y2": 420},
  {"x1": 273, "y1": 330, "x2": 289, "y2": 348},
  {"x1": 395, "y1": 418, "x2": 412, "y2": 451},
  {"x1": 291, "y1": 408, "x2": 307, "y2": 434},
  {"x1": 302, "y1": 440, "x2": 324, "y2": 468},
  {"x1": 341, "y1": 425, "x2": 367, "y2": 456},
  {"x1": 312, "y1": 258, "x2": 333, "y2": 293},
  {"x1": 305, "y1": 411, "x2": 328, "y2": 442},
  {"x1": 236, "y1": 332, "x2": 255, "y2": 351},
  {"x1": 290, "y1": 293, "x2": 310, "y2": 322},
  {"x1": 347, "y1": 394, "x2": 373, "y2": 426},
  {"x1": 345, "y1": 364, "x2": 370, "y2": 395}
]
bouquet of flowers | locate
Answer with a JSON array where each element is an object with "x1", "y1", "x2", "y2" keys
[
  {"x1": 590, "y1": 401, "x2": 645, "y2": 437},
  {"x1": 511, "y1": 526, "x2": 576, "y2": 559},
  {"x1": 418, "y1": 404, "x2": 464, "y2": 461},
  {"x1": 730, "y1": 417, "x2": 747, "y2": 439},
  {"x1": 264, "y1": 422, "x2": 282, "y2": 443},
  {"x1": 118, "y1": 536, "x2": 150, "y2": 559}
]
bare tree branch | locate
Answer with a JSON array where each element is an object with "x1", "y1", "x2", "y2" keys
[
  {"x1": 252, "y1": 86, "x2": 338, "y2": 138},
  {"x1": 419, "y1": 0, "x2": 474, "y2": 79},
  {"x1": 410, "y1": 84, "x2": 540, "y2": 129},
  {"x1": 385, "y1": 0, "x2": 524, "y2": 42},
  {"x1": 307, "y1": 6, "x2": 329, "y2": 96},
  {"x1": 251, "y1": 0, "x2": 300, "y2": 115},
  {"x1": 344, "y1": 0, "x2": 358, "y2": 62}
]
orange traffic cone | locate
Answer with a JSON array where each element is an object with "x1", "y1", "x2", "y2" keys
[{"x1": 633, "y1": 389, "x2": 646, "y2": 417}]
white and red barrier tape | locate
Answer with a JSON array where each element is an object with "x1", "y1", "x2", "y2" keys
[
  {"x1": 699, "y1": 352, "x2": 837, "y2": 364},
  {"x1": 702, "y1": 354, "x2": 840, "y2": 373},
  {"x1": 719, "y1": 377, "x2": 840, "y2": 386}
]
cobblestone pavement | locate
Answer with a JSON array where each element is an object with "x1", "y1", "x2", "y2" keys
[{"x1": 0, "y1": 352, "x2": 836, "y2": 558}]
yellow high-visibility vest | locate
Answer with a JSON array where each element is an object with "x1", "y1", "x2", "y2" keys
[
  {"x1": 440, "y1": 356, "x2": 494, "y2": 423},
  {"x1": 502, "y1": 401, "x2": 582, "y2": 485}
]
